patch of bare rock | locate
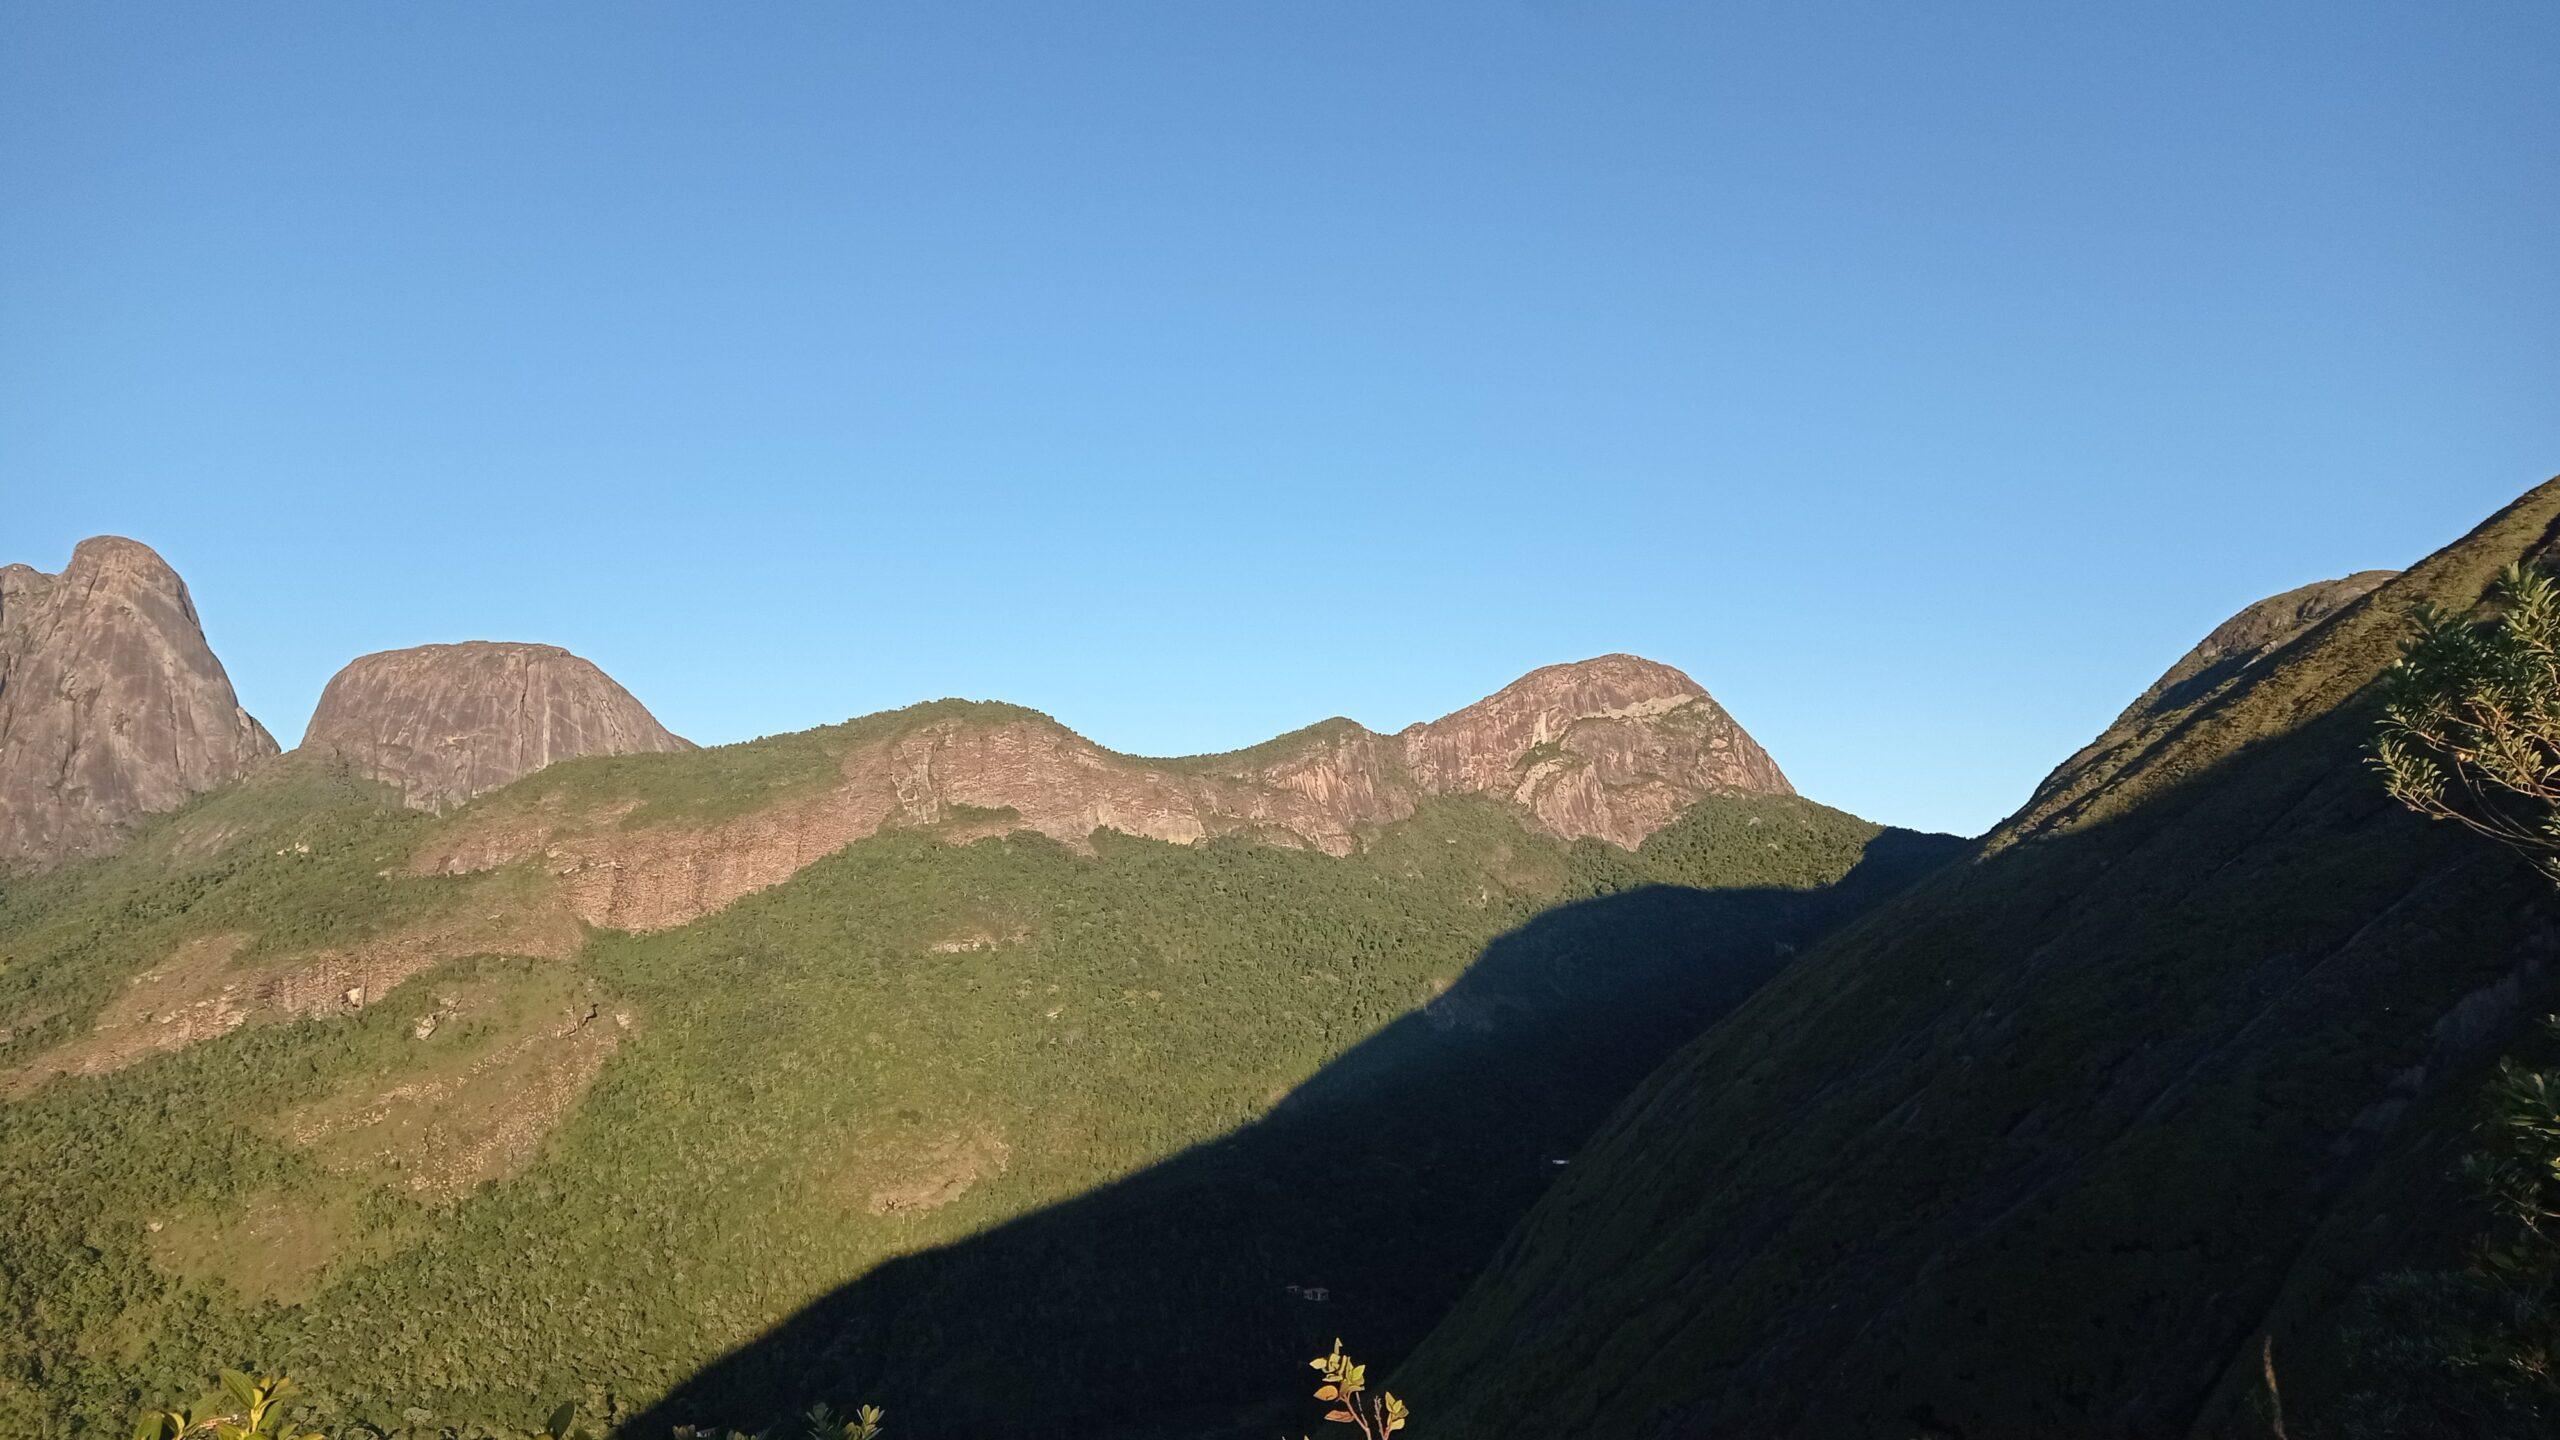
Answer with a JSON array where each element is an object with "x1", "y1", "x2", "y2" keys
[
  {"x1": 0, "y1": 537, "x2": 277, "y2": 867},
  {"x1": 299, "y1": 641, "x2": 690, "y2": 811},
  {"x1": 0, "y1": 890, "x2": 586, "y2": 1095},
  {"x1": 286, "y1": 982, "x2": 627, "y2": 1202}
]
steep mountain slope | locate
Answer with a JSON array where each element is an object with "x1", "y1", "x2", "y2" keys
[
  {"x1": 300, "y1": 641, "x2": 691, "y2": 810},
  {"x1": 2119, "y1": 569, "x2": 2399, "y2": 720},
  {"x1": 0, "y1": 537, "x2": 277, "y2": 868},
  {"x1": 2033, "y1": 568, "x2": 2398, "y2": 808},
  {"x1": 0, "y1": 643, "x2": 1901, "y2": 1438},
  {"x1": 1396, "y1": 479, "x2": 2560, "y2": 1439},
  {"x1": 413, "y1": 654, "x2": 1787, "y2": 931}
]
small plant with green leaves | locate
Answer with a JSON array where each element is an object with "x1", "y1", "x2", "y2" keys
[
  {"x1": 665, "y1": 1398, "x2": 883, "y2": 1440},
  {"x1": 129, "y1": 1371, "x2": 327, "y2": 1440},
  {"x1": 1304, "y1": 1340, "x2": 1408, "y2": 1440},
  {"x1": 2377, "y1": 561, "x2": 2560, "y2": 875},
  {"x1": 799, "y1": 1401, "x2": 885, "y2": 1440}
]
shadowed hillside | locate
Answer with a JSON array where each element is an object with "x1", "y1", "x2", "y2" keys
[
  {"x1": 620, "y1": 827, "x2": 1957, "y2": 1439},
  {"x1": 1390, "y1": 478, "x2": 2560, "y2": 1439}
]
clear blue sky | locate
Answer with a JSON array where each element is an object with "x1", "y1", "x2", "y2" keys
[{"x1": 4, "y1": 4, "x2": 2552, "y2": 837}]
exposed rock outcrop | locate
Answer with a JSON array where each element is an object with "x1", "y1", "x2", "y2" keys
[
  {"x1": 300, "y1": 641, "x2": 690, "y2": 811},
  {"x1": 416, "y1": 654, "x2": 1791, "y2": 931},
  {"x1": 0, "y1": 888, "x2": 588, "y2": 1095},
  {"x1": 0, "y1": 537, "x2": 278, "y2": 867},
  {"x1": 1401, "y1": 655, "x2": 1791, "y2": 842}
]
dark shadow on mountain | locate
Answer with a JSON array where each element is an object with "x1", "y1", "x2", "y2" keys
[
  {"x1": 621, "y1": 830, "x2": 1964, "y2": 1439},
  {"x1": 1382, "y1": 701, "x2": 2560, "y2": 1440}
]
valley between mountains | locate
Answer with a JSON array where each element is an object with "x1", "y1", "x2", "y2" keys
[{"x1": 3, "y1": 477, "x2": 2557, "y2": 1439}]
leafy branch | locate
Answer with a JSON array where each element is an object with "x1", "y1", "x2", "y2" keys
[
  {"x1": 130, "y1": 1371, "x2": 327, "y2": 1440},
  {"x1": 2377, "y1": 562, "x2": 2560, "y2": 874},
  {"x1": 1304, "y1": 1339, "x2": 1408, "y2": 1440}
]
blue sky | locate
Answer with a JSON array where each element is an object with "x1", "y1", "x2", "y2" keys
[{"x1": 4, "y1": 3, "x2": 2552, "y2": 837}]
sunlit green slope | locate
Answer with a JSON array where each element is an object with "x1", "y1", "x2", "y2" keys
[{"x1": 0, "y1": 730, "x2": 1948, "y2": 1437}]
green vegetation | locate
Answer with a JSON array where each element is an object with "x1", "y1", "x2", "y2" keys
[
  {"x1": 126, "y1": 1340, "x2": 1375, "y2": 1440},
  {"x1": 784, "y1": 1402, "x2": 884, "y2": 1440},
  {"x1": 2319, "y1": 1023, "x2": 2560, "y2": 1436},
  {"x1": 1143, "y1": 717, "x2": 1380, "y2": 775},
  {"x1": 0, "y1": 721, "x2": 1941, "y2": 1439},
  {"x1": 0, "y1": 760, "x2": 452, "y2": 1078},
  {"x1": 130, "y1": 1370, "x2": 327, "y2": 1440},
  {"x1": 2295, "y1": 562, "x2": 2560, "y2": 1436},
  {"x1": 473, "y1": 700, "x2": 1050, "y2": 829},
  {"x1": 2379, "y1": 560, "x2": 2560, "y2": 876},
  {"x1": 1394, "y1": 479, "x2": 2560, "y2": 1438}
]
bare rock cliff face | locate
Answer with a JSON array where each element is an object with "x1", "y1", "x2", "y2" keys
[
  {"x1": 0, "y1": 537, "x2": 277, "y2": 868},
  {"x1": 416, "y1": 654, "x2": 1792, "y2": 931},
  {"x1": 300, "y1": 642, "x2": 691, "y2": 811},
  {"x1": 1400, "y1": 654, "x2": 1792, "y2": 842}
]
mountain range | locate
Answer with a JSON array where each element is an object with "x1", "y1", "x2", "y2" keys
[{"x1": 0, "y1": 478, "x2": 2552, "y2": 1439}]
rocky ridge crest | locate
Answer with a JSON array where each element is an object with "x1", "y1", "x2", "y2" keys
[{"x1": 416, "y1": 653, "x2": 1791, "y2": 930}]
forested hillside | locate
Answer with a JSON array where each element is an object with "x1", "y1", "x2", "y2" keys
[
  {"x1": 1393, "y1": 478, "x2": 2560, "y2": 1438},
  {"x1": 0, "y1": 739, "x2": 1950, "y2": 1437}
]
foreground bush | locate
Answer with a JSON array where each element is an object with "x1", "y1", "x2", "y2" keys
[
  {"x1": 129, "y1": 1372, "x2": 329, "y2": 1440},
  {"x1": 2377, "y1": 560, "x2": 2560, "y2": 875},
  {"x1": 2328, "y1": 570, "x2": 2560, "y2": 1435}
]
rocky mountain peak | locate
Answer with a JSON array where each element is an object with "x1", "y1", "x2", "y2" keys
[
  {"x1": 1402, "y1": 654, "x2": 1706, "y2": 765},
  {"x1": 1471, "y1": 651, "x2": 1708, "y2": 707},
  {"x1": 1399, "y1": 654, "x2": 1788, "y2": 840},
  {"x1": 0, "y1": 535, "x2": 278, "y2": 867},
  {"x1": 299, "y1": 640, "x2": 690, "y2": 811}
]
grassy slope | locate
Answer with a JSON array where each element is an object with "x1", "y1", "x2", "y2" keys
[
  {"x1": 0, "y1": 726, "x2": 1947, "y2": 1438},
  {"x1": 0, "y1": 760, "x2": 451, "y2": 1065},
  {"x1": 457, "y1": 698, "x2": 1052, "y2": 828},
  {"x1": 1394, "y1": 478, "x2": 2560, "y2": 1439}
]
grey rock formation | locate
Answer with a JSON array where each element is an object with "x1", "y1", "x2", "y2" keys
[
  {"x1": 0, "y1": 537, "x2": 278, "y2": 867},
  {"x1": 299, "y1": 641, "x2": 690, "y2": 810}
]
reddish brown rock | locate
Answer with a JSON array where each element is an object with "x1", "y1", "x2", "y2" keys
[
  {"x1": 417, "y1": 655, "x2": 1792, "y2": 931},
  {"x1": 300, "y1": 642, "x2": 690, "y2": 811},
  {"x1": 1399, "y1": 654, "x2": 1792, "y2": 842},
  {"x1": 0, "y1": 537, "x2": 278, "y2": 868}
]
